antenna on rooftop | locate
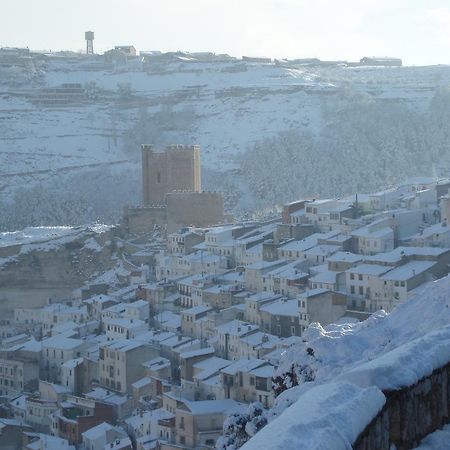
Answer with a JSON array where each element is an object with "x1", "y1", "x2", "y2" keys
[{"x1": 85, "y1": 31, "x2": 94, "y2": 55}]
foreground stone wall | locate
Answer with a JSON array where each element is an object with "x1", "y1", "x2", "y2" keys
[{"x1": 354, "y1": 362, "x2": 450, "y2": 450}]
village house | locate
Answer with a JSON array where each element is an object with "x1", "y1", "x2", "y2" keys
[
  {"x1": 189, "y1": 356, "x2": 232, "y2": 400},
  {"x1": 214, "y1": 320, "x2": 259, "y2": 360},
  {"x1": 236, "y1": 331, "x2": 281, "y2": 360},
  {"x1": 99, "y1": 340, "x2": 159, "y2": 395},
  {"x1": 326, "y1": 251, "x2": 363, "y2": 272},
  {"x1": 308, "y1": 265, "x2": 344, "y2": 291},
  {"x1": 244, "y1": 259, "x2": 288, "y2": 292},
  {"x1": 352, "y1": 219, "x2": 395, "y2": 255},
  {"x1": 244, "y1": 292, "x2": 282, "y2": 326},
  {"x1": 162, "y1": 393, "x2": 241, "y2": 449},
  {"x1": 125, "y1": 408, "x2": 174, "y2": 447},
  {"x1": 202, "y1": 283, "x2": 244, "y2": 310},
  {"x1": 408, "y1": 221, "x2": 450, "y2": 248},
  {"x1": 84, "y1": 294, "x2": 118, "y2": 321},
  {"x1": 137, "y1": 280, "x2": 178, "y2": 314},
  {"x1": 167, "y1": 228, "x2": 205, "y2": 255},
  {"x1": 141, "y1": 356, "x2": 172, "y2": 400},
  {"x1": 60, "y1": 357, "x2": 85, "y2": 395},
  {"x1": 81, "y1": 421, "x2": 131, "y2": 450},
  {"x1": 261, "y1": 261, "x2": 308, "y2": 296},
  {"x1": 81, "y1": 388, "x2": 133, "y2": 422},
  {"x1": 104, "y1": 317, "x2": 148, "y2": 341},
  {"x1": 259, "y1": 298, "x2": 303, "y2": 337},
  {"x1": 42, "y1": 336, "x2": 88, "y2": 383},
  {"x1": 50, "y1": 395, "x2": 115, "y2": 445},
  {"x1": 0, "y1": 354, "x2": 39, "y2": 397},
  {"x1": 122, "y1": 300, "x2": 150, "y2": 321},
  {"x1": 220, "y1": 359, "x2": 274, "y2": 406},
  {"x1": 298, "y1": 289, "x2": 347, "y2": 329},
  {"x1": 25, "y1": 381, "x2": 70, "y2": 433},
  {"x1": 191, "y1": 307, "x2": 243, "y2": 343},
  {"x1": 304, "y1": 199, "x2": 343, "y2": 226},
  {"x1": 368, "y1": 260, "x2": 437, "y2": 311},
  {"x1": 345, "y1": 264, "x2": 391, "y2": 310},
  {"x1": 180, "y1": 347, "x2": 216, "y2": 382},
  {"x1": 180, "y1": 305, "x2": 213, "y2": 337}
]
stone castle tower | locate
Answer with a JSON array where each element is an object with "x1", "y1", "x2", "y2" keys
[{"x1": 141, "y1": 144, "x2": 201, "y2": 205}]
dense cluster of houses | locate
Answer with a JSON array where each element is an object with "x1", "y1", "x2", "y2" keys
[{"x1": 2, "y1": 176, "x2": 450, "y2": 449}]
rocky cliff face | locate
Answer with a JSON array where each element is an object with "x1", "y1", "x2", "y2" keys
[{"x1": 0, "y1": 226, "x2": 118, "y2": 315}]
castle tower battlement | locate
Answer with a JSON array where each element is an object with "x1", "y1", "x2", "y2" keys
[{"x1": 142, "y1": 144, "x2": 201, "y2": 205}]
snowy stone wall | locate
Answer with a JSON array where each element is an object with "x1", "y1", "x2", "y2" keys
[{"x1": 354, "y1": 362, "x2": 450, "y2": 450}]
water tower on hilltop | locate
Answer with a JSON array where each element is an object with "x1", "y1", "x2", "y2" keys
[{"x1": 85, "y1": 31, "x2": 94, "y2": 55}]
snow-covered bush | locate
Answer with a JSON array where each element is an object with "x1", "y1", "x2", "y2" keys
[
  {"x1": 216, "y1": 402, "x2": 268, "y2": 450},
  {"x1": 272, "y1": 354, "x2": 316, "y2": 397}
]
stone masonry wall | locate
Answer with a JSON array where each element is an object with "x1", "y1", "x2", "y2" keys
[{"x1": 354, "y1": 362, "x2": 450, "y2": 450}]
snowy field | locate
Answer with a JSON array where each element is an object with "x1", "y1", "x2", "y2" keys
[{"x1": 2, "y1": 57, "x2": 450, "y2": 229}]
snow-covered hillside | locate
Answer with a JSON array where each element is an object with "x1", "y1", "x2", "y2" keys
[
  {"x1": 2, "y1": 54, "x2": 450, "y2": 229},
  {"x1": 237, "y1": 275, "x2": 450, "y2": 449}
]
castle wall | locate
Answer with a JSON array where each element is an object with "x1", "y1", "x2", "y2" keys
[
  {"x1": 142, "y1": 145, "x2": 169, "y2": 205},
  {"x1": 123, "y1": 206, "x2": 167, "y2": 235},
  {"x1": 166, "y1": 191, "x2": 224, "y2": 233},
  {"x1": 141, "y1": 144, "x2": 201, "y2": 206}
]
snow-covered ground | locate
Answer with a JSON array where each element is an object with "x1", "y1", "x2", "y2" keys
[
  {"x1": 0, "y1": 224, "x2": 110, "y2": 248},
  {"x1": 2, "y1": 56, "x2": 450, "y2": 228},
  {"x1": 0, "y1": 224, "x2": 112, "y2": 268},
  {"x1": 241, "y1": 274, "x2": 450, "y2": 449}
]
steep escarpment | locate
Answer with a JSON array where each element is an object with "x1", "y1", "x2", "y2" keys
[{"x1": 0, "y1": 225, "x2": 118, "y2": 315}]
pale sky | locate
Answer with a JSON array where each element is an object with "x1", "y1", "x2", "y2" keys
[{"x1": 1, "y1": 0, "x2": 450, "y2": 65}]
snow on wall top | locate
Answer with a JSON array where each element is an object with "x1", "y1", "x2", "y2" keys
[
  {"x1": 242, "y1": 274, "x2": 450, "y2": 449},
  {"x1": 241, "y1": 382, "x2": 385, "y2": 450},
  {"x1": 340, "y1": 325, "x2": 450, "y2": 391}
]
